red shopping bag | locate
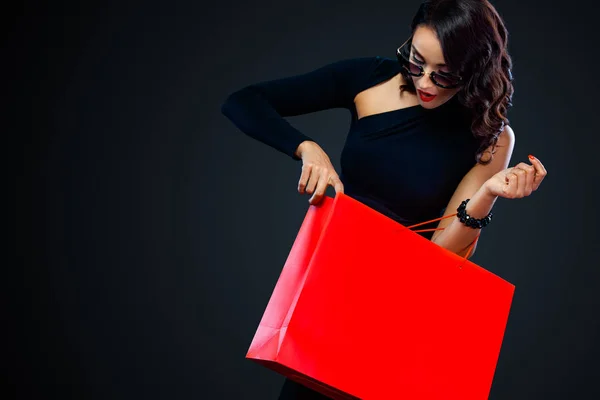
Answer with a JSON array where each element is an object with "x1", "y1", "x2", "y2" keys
[{"x1": 246, "y1": 192, "x2": 514, "y2": 400}]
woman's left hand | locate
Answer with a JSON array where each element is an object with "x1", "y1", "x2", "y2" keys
[{"x1": 484, "y1": 155, "x2": 548, "y2": 198}]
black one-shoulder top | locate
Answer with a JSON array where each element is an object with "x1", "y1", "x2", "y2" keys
[{"x1": 221, "y1": 56, "x2": 479, "y2": 239}]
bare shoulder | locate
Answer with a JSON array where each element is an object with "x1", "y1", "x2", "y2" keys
[
  {"x1": 353, "y1": 73, "x2": 419, "y2": 119},
  {"x1": 491, "y1": 124, "x2": 515, "y2": 161},
  {"x1": 477, "y1": 124, "x2": 515, "y2": 168},
  {"x1": 498, "y1": 124, "x2": 515, "y2": 146}
]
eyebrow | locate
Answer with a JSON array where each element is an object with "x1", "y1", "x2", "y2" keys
[{"x1": 411, "y1": 44, "x2": 447, "y2": 67}]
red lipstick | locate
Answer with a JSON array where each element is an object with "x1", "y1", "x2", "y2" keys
[{"x1": 418, "y1": 89, "x2": 436, "y2": 102}]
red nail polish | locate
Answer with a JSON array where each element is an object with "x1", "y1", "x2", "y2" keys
[{"x1": 528, "y1": 154, "x2": 535, "y2": 160}]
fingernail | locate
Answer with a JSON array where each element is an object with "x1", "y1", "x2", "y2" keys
[{"x1": 528, "y1": 154, "x2": 535, "y2": 160}]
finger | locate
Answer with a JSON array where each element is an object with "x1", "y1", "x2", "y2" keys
[
  {"x1": 503, "y1": 167, "x2": 514, "y2": 184},
  {"x1": 515, "y1": 162, "x2": 535, "y2": 195},
  {"x1": 525, "y1": 165, "x2": 536, "y2": 195},
  {"x1": 305, "y1": 166, "x2": 320, "y2": 195},
  {"x1": 309, "y1": 170, "x2": 329, "y2": 205},
  {"x1": 511, "y1": 167, "x2": 527, "y2": 197},
  {"x1": 503, "y1": 171, "x2": 518, "y2": 198},
  {"x1": 528, "y1": 155, "x2": 547, "y2": 189},
  {"x1": 298, "y1": 164, "x2": 312, "y2": 194},
  {"x1": 330, "y1": 175, "x2": 344, "y2": 194},
  {"x1": 528, "y1": 154, "x2": 547, "y2": 175}
]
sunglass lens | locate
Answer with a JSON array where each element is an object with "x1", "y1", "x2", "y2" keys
[
  {"x1": 433, "y1": 73, "x2": 460, "y2": 88},
  {"x1": 408, "y1": 63, "x2": 422, "y2": 76},
  {"x1": 401, "y1": 60, "x2": 422, "y2": 76},
  {"x1": 397, "y1": 51, "x2": 421, "y2": 76}
]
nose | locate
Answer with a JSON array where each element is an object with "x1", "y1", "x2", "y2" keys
[{"x1": 418, "y1": 68, "x2": 435, "y2": 90}]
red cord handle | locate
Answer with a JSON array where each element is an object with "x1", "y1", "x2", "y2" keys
[{"x1": 405, "y1": 213, "x2": 481, "y2": 269}]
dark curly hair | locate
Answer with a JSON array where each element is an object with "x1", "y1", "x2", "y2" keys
[{"x1": 399, "y1": 0, "x2": 514, "y2": 165}]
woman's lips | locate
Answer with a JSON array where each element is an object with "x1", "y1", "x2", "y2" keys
[{"x1": 418, "y1": 89, "x2": 436, "y2": 102}]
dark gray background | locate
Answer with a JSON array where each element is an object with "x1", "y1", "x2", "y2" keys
[{"x1": 9, "y1": 0, "x2": 600, "y2": 398}]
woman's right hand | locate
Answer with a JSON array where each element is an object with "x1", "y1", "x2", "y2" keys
[{"x1": 294, "y1": 141, "x2": 344, "y2": 205}]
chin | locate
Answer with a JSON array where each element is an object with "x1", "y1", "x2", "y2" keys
[{"x1": 419, "y1": 100, "x2": 439, "y2": 109}]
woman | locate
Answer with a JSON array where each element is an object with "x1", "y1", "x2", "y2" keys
[{"x1": 222, "y1": 0, "x2": 547, "y2": 398}]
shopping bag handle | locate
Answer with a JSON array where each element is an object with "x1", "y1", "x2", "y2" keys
[{"x1": 405, "y1": 213, "x2": 481, "y2": 269}]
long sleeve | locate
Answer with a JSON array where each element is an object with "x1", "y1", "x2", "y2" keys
[{"x1": 220, "y1": 57, "x2": 379, "y2": 160}]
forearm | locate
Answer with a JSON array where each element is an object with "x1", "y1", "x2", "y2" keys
[
  {"x1": 221, "y1": 88, "x2": 315, "y2": 160},
  {"x1": 432, "y1": 184, "x2": 498, "y2": 257}
]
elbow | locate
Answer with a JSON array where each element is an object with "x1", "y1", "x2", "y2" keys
[
  {"x1": 220, "y1": 90, "x2": 239, "y2": 116},
  {"x1": 220, "y1": 95, "x2": 232, "y2": 117},
  {"x1": 220, "y1": 86, "x2": 255, "y2": 117}
]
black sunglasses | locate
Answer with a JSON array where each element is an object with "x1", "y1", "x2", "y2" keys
[{"x1": 396, "y1": 37, "x2": 463, "y2": 89}]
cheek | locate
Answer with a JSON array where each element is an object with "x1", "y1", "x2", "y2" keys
[
  {"x1": 429, "y1": 90, "x2": 458, "y2": 108},
  {"x1": 440, "y1": 89, "x2": 459, "y2": 100}
]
